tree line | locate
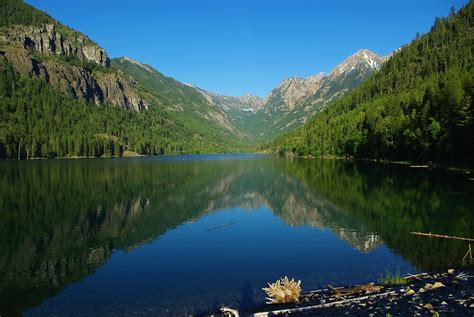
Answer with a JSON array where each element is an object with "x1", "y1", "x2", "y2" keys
[{"x1": 0, "y1": 62, "x2": 233, "y2": 159}]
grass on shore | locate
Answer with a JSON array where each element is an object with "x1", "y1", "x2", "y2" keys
[{"x1": 378, "y1": 267, "x2": 407, "y2": 286}]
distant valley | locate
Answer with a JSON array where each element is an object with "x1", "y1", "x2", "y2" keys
[
  {"x1": 111, "y1": 49, "x2": 388, "y2": 142},
  {"x1": 162, "y1": 48, "x2": 388, "y2": 141}
]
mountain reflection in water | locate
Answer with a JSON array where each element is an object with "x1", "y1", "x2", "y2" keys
[{"x1": 0, "y1": 155, "x2": 472, "y2": 316}]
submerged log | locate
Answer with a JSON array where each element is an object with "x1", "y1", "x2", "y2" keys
[
  {"x1": 205, "y1": 222, "x2": 235, "y2": 232},
  {"x1": 410, "y1": 231, "x2": 474, "y2": 242}
]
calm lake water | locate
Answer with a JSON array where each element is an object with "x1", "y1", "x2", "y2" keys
[{"x1": 0, "y1": 154, "x2": 473, "y2": 316}]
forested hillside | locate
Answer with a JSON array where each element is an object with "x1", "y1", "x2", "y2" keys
[
  {"x1": 0, "y1": 0, "x2": 249, "y2": 159},
  {"x1": 0, "y1": 0, "x2": 53, "y2": 26},
  {"x1": 0, "y1": 63, "x2": 238, "y2": 158},
  {"x1": 268, "y1": 2, "x2": 473, "y2": 163},
  {"x1": 112, "y1": 57, "x2": 249, "y2": 146}
]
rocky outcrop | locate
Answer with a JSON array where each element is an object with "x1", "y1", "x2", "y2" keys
[
  {"x1": 0, "y1": 24, "x2": 110, "y2": 67},
  {"x1": 95, "y1": 72, "x2": 148, "y2": 111},
  {"x1": 0, "y1": 47, "x2": 148, "y2": 111},
  {"x1": 0, "y1": 22, "x2": 149, "y2": 110},
  {"x1": 263, "y1": 73, "x2": 325, "y2": 112}
]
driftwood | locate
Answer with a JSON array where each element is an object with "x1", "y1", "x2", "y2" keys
[
  {"x1": 404, "y1": 272, "x2": 430, "y2": 280},
  {"x1": 462, "y1": 244, "x2": 472, "y2": 262},
  {"x1": 252, "y1": 290, "x2": 396, "y2": 316},
  {"x1": 410, "y1": 231, "x2": 474, "y2": 242},
  {"x1": 205, "y1": 222, "x2": 235, "y2": 232},
  {"x1": 221, "y1": 307, "x2": 239, "y2": 317},
  {"x1": 327, "y1": 283, "x2": 383, "y2": 297}
]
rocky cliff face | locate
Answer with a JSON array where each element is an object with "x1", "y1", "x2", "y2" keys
[
  {"x1": 0, "y1": 47, "x2": 148, "y2": 111},
  {"x1": 1, "y1": 24, "x2": 110, "y2": 67},
  {"x1": 0, "y1": 24, "x2": 148, "y2": 111}
]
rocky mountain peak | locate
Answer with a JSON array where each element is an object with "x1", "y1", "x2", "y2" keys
[
  {"x1": 329, "y1": 48, "x2": 384, "y2": 77},
  {"x1": 239, "y1": 94, "x2": 264, "y2": 110},
  {"x1": 306, "y1": 72, "x2": 325, "y2": 83}
]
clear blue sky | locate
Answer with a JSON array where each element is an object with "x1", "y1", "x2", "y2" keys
[{"x1": 27, "y1": 0, "x2": 468, "y2": 97}]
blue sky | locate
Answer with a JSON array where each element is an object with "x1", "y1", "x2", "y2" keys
[{"x1": 27, "y1": 0, "x2": 468, "y2": 97}]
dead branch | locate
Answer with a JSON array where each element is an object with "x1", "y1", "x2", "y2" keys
[
  {"x1": 253, "y1": 290, "x2": 396, "y2": 316},
  {"x1": 410, "y1": 232, "x2": 474, "y2": 242},
  {"x1": 205, "y1": 222, "x2": 235, "y2": 232}
]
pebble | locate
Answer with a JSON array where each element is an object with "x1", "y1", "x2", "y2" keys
[
  {"x1": 407, "y1": 289, "x2": 415, "y2": 295},
  {"x1": 419, "y1": 288, "x2": 426, "y2": 293},
  {"x1": 448, "y1": 269, "x2": 454, "y2": 274},
  {"x1": 423, "y1": 303, "x2": 433, "y2": 310}
]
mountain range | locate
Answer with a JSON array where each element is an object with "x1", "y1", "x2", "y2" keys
[
  {"x1": 3, "y1": 0, "x2": 469, "y2": 163},
  {"x1": 0, "y1": 0, "x2": 389, "y2": 159},
  {"x1": 183, "y1": 48, "x2": 388, "y2": 141},
  {"x1": 114, "y1": 48, "x2": 388, "y2": 141}
]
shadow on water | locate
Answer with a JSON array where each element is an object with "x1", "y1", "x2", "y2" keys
[{"x1": 0, "y1": 155, "x2": 472, "y2": 316}]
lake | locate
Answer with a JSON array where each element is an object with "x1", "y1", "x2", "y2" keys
[{"x1": 0, "y1": 154, "x2": 473, "y2": 316}]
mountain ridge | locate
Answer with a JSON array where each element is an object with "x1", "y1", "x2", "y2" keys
[
  {"x1": 175, "y1": 48, "x2": 387, "y2": 141},
  {"x1": 0, "y1": 0, "x2": 395, "y2": 159},
  {"x1": 236, "y1": 48, "x2": 387, "y2": 140}
]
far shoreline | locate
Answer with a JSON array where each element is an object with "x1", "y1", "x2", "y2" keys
[{"x1": 2, "y1": 152, "x2": 473, "y2": 174}]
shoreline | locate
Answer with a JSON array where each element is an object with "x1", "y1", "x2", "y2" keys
[
  {"x1": 2, "y1": 152, "x2": 473, "y2": 174},
  {"x1": 280, "y1": 153, "x2": 474, "y2": 174},
  {"x1": 214, "y1": 269, "x2": 474, "y2": 316}
]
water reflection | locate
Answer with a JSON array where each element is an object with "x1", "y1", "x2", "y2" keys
[{"x1": 0, "y1": 156, "x2": 472, "y2": 316}]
